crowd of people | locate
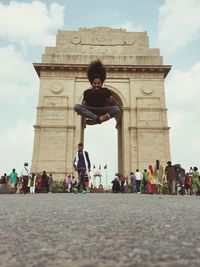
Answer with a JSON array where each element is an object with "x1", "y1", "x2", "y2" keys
[
  {"x1": 111, "y1": 160, "x2": 200, "y2": 196},
  {"x1": 1, "y1": 159, "x2": 200, "y2": 196},
  {"x1": 0, "y1": 163, "x2": 54, "y2": 194}
]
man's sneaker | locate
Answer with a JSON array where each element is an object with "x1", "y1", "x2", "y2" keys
[
  {"x1": 86, "y1": 119, "x2": 97, "y2": 125},
  {"x1": 99, "y1": 114, "x2": 110, "y2": 123},
  {"x1": 73, "y1": 188, "x2": 78, "y2": 194}
]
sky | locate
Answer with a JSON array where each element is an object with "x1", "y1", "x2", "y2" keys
[{"x1": 0, "y1": 0, "x2": 200, "y2": 187}]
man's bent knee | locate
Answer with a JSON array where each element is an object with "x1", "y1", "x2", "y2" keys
[
  {"x1": 113, "y1": 106, "x2": 120, "y2": 114},
  {"x1": 74, "y1": 104, "x2": 81, "y2": 112}
]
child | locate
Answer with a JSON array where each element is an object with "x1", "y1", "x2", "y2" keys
[
  {"x1": 66, "y1": 175, "x2": 72, "y2": 193},
  {"x1": 176, "y1": 183, "x2": 182, "y2": 195},
  {"x1": 71, "y1": 176, "x2": 78, "y2": 194}
]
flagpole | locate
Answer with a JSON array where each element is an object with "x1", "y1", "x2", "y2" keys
[
  {"x1": 106, "y1": 167, "x2": 108, "y2": 189},
  {"x1": 93, "y1": 164, "x2": 95, "y2": 188}
]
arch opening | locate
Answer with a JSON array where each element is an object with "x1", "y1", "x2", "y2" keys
[{"x1": 83, "y1": 89, "x2": 123, "y2": 189}]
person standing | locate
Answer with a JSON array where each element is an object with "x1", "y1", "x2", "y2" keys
[
  {"x1": 165, "y1": 161, "x2": 177, "y2": 195},
  {"x1": 119, "y1": 173, "x2": 125, "y2": 193},
  {"x1": 191, "y1": 167, "x2": 200, "y2": 196},
  {"x1": 41, "y1": 171, "x2": 48, "y2": 193},
  {"x1": 48, "y1": 173, "x2": 54, "y2": 193},
  {"x1": 153, "y1": 160, "x2": 164, "y2": 194},
  {"x1": 130, "y1": 172, "x2": 137, "y2": 193},
  {"x1": 184, "y1": 173, "x2": 192, "y2": 196},
  {"x1": 21, "y1": 162, "x2": 29, "y2": 194},
  {"x1": 30, "y1": 173, "x2": 36, "y2": 194},
  {"x1": 71, "y1": 176, "x2": 78, "y2": 194},
  {"x1": 147, "y1": 165, "x2": 154, "y2": 194},
  {"x1": 74, "y1": 60, "x2": 120, "y2": 125},
  {"x1": 73, "y1": 143, "x2": 91, "y2": 193},
  {"x1": 66, "y1": 175, "x2": 72, "y2": 193},
  {"x1": 143, "y1": 169, "x2": 148, "y2": 193},
  {"x1": 0, "y1": 173, "x2": 7, "y2": 193},
  {"x1": 36, "y1": 174, "x2": 42, "y2": 193},
  {"x1": 9, "y1": 168, "x2": 18, "y2": 193},
  {"x1": 135, "y1": 169, "x2": 143, "y2": 194}
]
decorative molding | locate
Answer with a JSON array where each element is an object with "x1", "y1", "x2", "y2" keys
[
  {"x1": 50, "y1": 86, "x2": 64, "y2": 94},
  {"x1": 33, "y1": 63, "x2": 171, "y2": 78},
  {"x1": 141, "y1": 87, "x2": 154, "y2": 95},
  {"x1": 129, "y1": 126, "x2": 170, "y2": 130},
  {"x1": 34, "y1": 124, "x2": 75, "y2": 129}
]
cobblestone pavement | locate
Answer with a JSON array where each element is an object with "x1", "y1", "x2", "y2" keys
[{"x1": 0, "y1": 193, "x2": 200, "y2": 267}]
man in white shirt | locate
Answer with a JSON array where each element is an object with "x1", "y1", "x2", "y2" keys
[
  {"x1": 135, "y1": 169, "x2": 143, "y2": 194},
  {"x1": 21, "y1": 162, "x2": 29, "y2": 194}
]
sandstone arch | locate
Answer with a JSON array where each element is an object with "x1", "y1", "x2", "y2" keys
[{"x1": 31, "y1": 27, "x2": 171, "y2": 179}]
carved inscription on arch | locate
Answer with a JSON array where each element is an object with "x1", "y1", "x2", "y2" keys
[{"x1": 70, "y1": 34, "x2": 135, "y2": 46}]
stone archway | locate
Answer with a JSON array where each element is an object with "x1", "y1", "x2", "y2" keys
[
  {"x1": 80, "y1": 87, "x2": 124, "y2": 176},
  {"x1": 31, "y1": 27, "x2": 171, "y2": 179}
]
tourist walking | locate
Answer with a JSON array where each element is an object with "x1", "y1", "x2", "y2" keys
[
  {"x1": 9, "y1": 168, "x2": 18, "y2": 193},
  {"x1": 73, "y1": 143, "x2": 91, "y2": 193},
  {"x1": 165, "y1": 161, "x2": 176, "y2": 195}
]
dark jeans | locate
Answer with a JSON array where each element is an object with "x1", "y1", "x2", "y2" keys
[
  {"x1": 74, "y1": 104, "x2": 120, "y2": 122},
  {"x1": 77, "y1": 169, "x2": 86, "y2": 192},
  {"x1": 136, "y1": 180, "x2": 141, "y2": 193},
  {"x1": 22, "y1": 176, "x2": 28, "y2": 194},
  {"x1": 143, "y1": 180, "x2": 148, "y2": 193},
  {"x1": 131, "y1": 181, "x2": 137, "y2": 193},
  {"x1": 120, "y1": 181, "x2": 125, "y2": 193}
]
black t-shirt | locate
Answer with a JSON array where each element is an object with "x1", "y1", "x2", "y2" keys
[{"x1": 83, "y1": 87, "x2": 112, "y2": 107}]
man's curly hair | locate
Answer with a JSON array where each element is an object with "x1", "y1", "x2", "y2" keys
[{"x1": 87, "y1": 60, "x2": 106, "y2": 84}]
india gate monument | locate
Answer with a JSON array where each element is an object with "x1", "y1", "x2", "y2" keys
[{"x1": 31, "y1": 27, "x2": 171, "y2": 180}]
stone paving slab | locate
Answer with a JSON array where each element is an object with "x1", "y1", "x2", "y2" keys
[{"x1": 0, "y1": 193, "x2": 200, "y2": 267}]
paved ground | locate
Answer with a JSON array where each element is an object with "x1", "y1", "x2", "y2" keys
[{"x1": 0, "y1": 193, "x2": 200, "y2": 267}]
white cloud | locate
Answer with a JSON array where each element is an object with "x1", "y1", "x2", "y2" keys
[
  {"x1": 0, "y1": 45, "x2": 38, "y2": 104},
  {"x1": 0, "y1": 118, "x2": 34, "y2": 174},
  {"x1": 166, "y1": 62, "x2": 200, "y2": 110},
  {"x1": 166, "y1": 62, "x2": 200, "y2": 168},
  {"x1": 0, "y1": 1, "x2": 65, "y2": 47},
  {"x1": 158, "y1": 0, "x2": 200, "y2": 53}
]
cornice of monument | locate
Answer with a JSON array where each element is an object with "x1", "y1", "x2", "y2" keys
[
  {"x1": 34, "y1": 124, "x2": 75, "y2": 129},
  {"x1": 33, "y1": 63, "x2": 171, "y2": 78},
  {"x1": 129, "y1": 126, "x2": 171, "y2": 131}
]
